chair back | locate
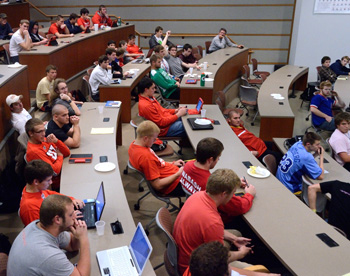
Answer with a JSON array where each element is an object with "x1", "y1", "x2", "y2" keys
[
  {"x1": 156, "y1": 207, "x2": 180, "y2": 276},
  {"x1": 205, "y1": 41, "x2": 211, "y2": 53},
  {"x1": 193, "y1": 53, "x2": 201, "y2": 61},
  {"x1": 17, "y1": 132, "x2": 29, "y2": 150},
  {"x1": 87, "y1": 68, "x2": 94, "y2": 76},
  {"x1": 316, "y1": 66, "x2": 322, "y2": 84},
  {"x1": 214, "y1": 90, "x2": 226, "y2": 112},
  {"x1": 197, "y1": 45, "x2": 203, "y2": 56},
  {"x1": 82, "y1": 75, "x2": 94, "y2": 102},
  {"x1": 239, "y1": 85, "x2": 258, "y2": 105},
  {"x1": 192, "y1": 47, "x2": 199, "y2": 55},
  {"x1": 240, "y1": 76, "x2": 251, "y2": 87},
  {"x1": 243, "y1": 64, "x2": 251, "y2": 79},
  {"x1": 3, "y1": 44, "x2": 10, "y2": 63},
  {"x1": 130, "y1": 120, "x2": 138, "y2": 138},
  {"x1": 252, "y1": 58, "x2": 258, "y2": 72},
  {"x1": 301, "y1": 175, "x2": 327, "y2": 214},
  {"x1": 146, "y1": 48, "x2": 154, "y2": 58},
  {"x1": 262, "y1": 154, "x2": 277, "y2": 175},
  {"x1": 325, "y1": 138, "x2": 334, "y2": 158}
]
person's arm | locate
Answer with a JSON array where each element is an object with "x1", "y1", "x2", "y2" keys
[
  {"x1": 212, "y1": 36, "x2": 225, "y2": 50},
  {"x1": 66, "y1": 220, "x2": 91, "y2": 276},
  {"x1": 151, "y1": 70, "x2": 177, "y2": 90},
  {"x1": 338, "y1": 152, "x2": 350, "y2": 163},
  {"x1": 316, "y1": 147, "x2": 324, "y2": 180},
  {"x1": 320, "y1": 67, "x2": 337, "y2": 83},
  {"x1": 310, "y1": 106, "x2": 333, "y2": 123},
  {"x1": 307, "y1": 183, "x2": 322, "y2": 211},
  {"x1": 54, "y1": 138, "x2": 71, "y2": 157},
  {"x1": 150, "y1": 166, "x2": 183, "y2": 191},
  {"x1": 96, "y1": 68, "x2": 113, "y2": 85},
  {"x1": 332, "y1": 91, "x2": 346, "y2": 108},
  {"x1": 225, "y1": 36, "x2": 237, "y2": 47},
  {"x1": 231, "y1": 267, "x2": 281, "y2": 276},
  {"x1": 161, "y1": 31, "x2": 171, "y2": 47},
  {"x1": 19, "y1": 30, "x2": 32, "y2": 50},
  {"x1": 64, "y1": 116, "x2": 81, "y2": 148}
]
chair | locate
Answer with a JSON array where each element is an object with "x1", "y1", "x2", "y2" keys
[
  {"x1": 156, "y1": 207, "x2": 180, "y2": 276},
  {"x1": 197, "y1": 45, "x2": 204, "y2": 57},
  {"x1": 262, "y1": 154, "x2": 277, "y2": 175},
  {"x1": 0, "y1": 253, "x2": 8, "y2": 276},
  {"x1": 316, "y1": 66, "x2": 322, "y2": 84},
  {"x1": 242, "y1": 65, "x2": 264, "y2": 86},
  {"x1": 325, "y1": 138, "x2": 334, "y2": 158},
  {"x1": 205, "y1": 41, "x2": 211, "y2": 54},
  {"x1": 304, "y1": 117, "x2": 330, "y2": 148},
  {"x1": 128, "y1": 162, "x2": 183, "y2": 233},
  {"x1": 82, "y1": 75, "x2": 94, "y2": 102},
  {"x1": 87, "y1": 68, "x2": 93, "y2": 76},
  {"x1": 146, "y1": 48, "x2": 154, "y2": 58},
  {"x1": 156, "y1": 85, "x2": 179, "y2": 109},
  {"x1": 2, "y1": 44, "x2": 10, "y2": 64},
  {"x1": 301, "y1": 175, "x2": 327, "y2": 217},
  {"x1": 193, "y1": 53, "x2": 201, "y2": 61},
  {"x1": 238, "y1": 85, "x2": 259, "y2": 126},
  {"x1": 181, "y1": 185, "x2": 192, "y2": 199},
  {"x1": 214, "y1": 90, "x2": 244, "y2": 118},
  {"x1": 38, "y1": 31, "x2": 46, "y2": 38},
  {"x1": 251, "y1": 58, "x2": 270, "y2": 78}
]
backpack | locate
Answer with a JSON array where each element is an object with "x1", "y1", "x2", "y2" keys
[{"x1": 151, "y1": 139, "x2": 167, "y2": 152}]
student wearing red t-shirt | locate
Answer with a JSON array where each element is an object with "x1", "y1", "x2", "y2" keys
[
  {"x1": 48, "y1": 15, "x2": 74, "y2": 38},
  {"x1": 128, "y1": 120, "x2": 185, "y2": 196},
  {"x1": 126, "y1": 34, "x2": 144, "y2": 59},
  {"x1": 77, "y1": 8, "x2": 93, "y2": 32},
  {"x1": 19, "y1": 159, "x2": 84, "y2": 226}
]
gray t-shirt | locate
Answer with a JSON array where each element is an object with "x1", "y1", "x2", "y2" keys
[
  {"x1": 7, "y1": 220, "x2": 74, "y2": 276},
  {"x1": 165, "y1": 55, "x2": 185, "y2": 78}
]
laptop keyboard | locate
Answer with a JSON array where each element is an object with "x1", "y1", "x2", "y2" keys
[
  {"x1": 79, "y1": 204, "x2": 95, "y2": 227},
  {"x1": 107, "y1": 247, "x2": 136, "y2": 275}
]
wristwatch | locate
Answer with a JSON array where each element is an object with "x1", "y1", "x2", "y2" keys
[{"x1": 67, "y1": 99, "x2": 72, "y2": 104}]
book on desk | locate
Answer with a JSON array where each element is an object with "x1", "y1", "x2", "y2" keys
[{"x1": 105, "y1": 101, "x2": 121, "y2": 108}]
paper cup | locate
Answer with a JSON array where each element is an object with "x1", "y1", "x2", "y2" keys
[
  {"x1": 95, "y1": 220, "x2": 105, "y2": 236},
  {"x1": 98, "y1": 105, "x2": 104, "y2": 114},
  {"x1": 189, "y1": 67, "x2": 193, "y2": 75},
  {"x1": 94, "y1": 24, "x2": 99, "y2": 32},
  {"x1": 203, "y1": 62, "x2": 208, "y2": 70},
  {"x1": 201, "y1": 109, "x2": 206, "y2": 118}
]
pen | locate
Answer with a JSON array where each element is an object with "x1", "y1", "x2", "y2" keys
[
  {"x1": 243, "y1": 176, "x2": 249, "y2": 188},
  {"x1": 88, "y1": 108, "x2": 96, "y2": 111}
]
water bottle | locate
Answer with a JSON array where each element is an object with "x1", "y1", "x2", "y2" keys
[
  {"x1": 117, "y1": 17, "x2": 122, "y2": 27},
  {"x1": 200, "y1": 73, "x2": 205, "y2": 87}
]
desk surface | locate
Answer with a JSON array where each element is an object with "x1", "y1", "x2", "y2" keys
[
  {"x1": 60, "y1": 102, "x2": 155, "y2": 276},
  {"x1": 335, "y1": 76, "x2": 350, "y2": 107},
  {"x1": 182, "y1": 105, "x2": 350, "y2": 276},
  {"x1": 0, "y1": 64, "x2": 27, "y2": 86}
]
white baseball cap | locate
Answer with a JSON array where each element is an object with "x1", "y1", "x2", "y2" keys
[{"x1": 6, "y1": 94, "x2": 23, "y2": 107}]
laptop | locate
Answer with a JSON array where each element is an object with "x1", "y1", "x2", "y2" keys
[
  {"x1": 96, "y1": 222, "x2": 153, "y2": 276},
  {"x1": 187, "y1": 98, "x2": 204, "y2": 115},
  {"x1": 79, "y1": 182, "x2": 106, "y2": 229}
]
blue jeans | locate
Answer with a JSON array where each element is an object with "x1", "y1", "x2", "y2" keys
[
  {"x1": 318, "y1": 118, "x2": 335, "y2": 131},
  {"x1": 166, "y1": 118, "x2": 186, "y2": 137}
]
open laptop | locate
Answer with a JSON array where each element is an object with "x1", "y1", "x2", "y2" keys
[
  {"x1": 187, "y1": 97, "x2": 204, "y2": 115},
  {"x1": 79, "y1": 182, "x2": 106, "y2": 229},
  {"x1": 96, "y1": 222, "x2": 153, "y2": 276}
]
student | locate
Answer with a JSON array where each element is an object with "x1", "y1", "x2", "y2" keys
[
  {"x1": 179, "y1": 43, "x2": 200, "y2": 69},
  {"x1": 105, "y1": 47, "x2": 129, "y2": 79},
  {"x1": 92, "y1": 5, "x2": 113, "y2": 27},
  {"x1": 77, "y1": 8, "x2": 93, "y2": 32},
  {"x1": 126, "y1": 34, "x2": 144, "y2": 58},
  {"x1": 107, "y1": 39, "x2": 116, "y2": 48},
  {"x1": 35, "y1": 64, "x2": 58, "y2": 111},
  {"x1": 48, "y1": 15, "x2": 74, "y2": 38},
  {"x1": 209, "y1": 28, "x2": 244, "y2": 53},
  {"x1": 0, "y1": 13, "x2": 13, "y2": 39},
  {"x1": 128, "y1": 120, "x2": 185, "y2": 196},
  {"x1": 89, "y1": 55, "x2": 113, "y2": 101},
  {"x1": 319, "y1": 56, "x2": 337, "y2": 83},
  {"x1": 329, "y1": 112, "x2": 350, "y2": 171},
  {"x1": 276, "y1": 132, "x2": 324, "y2": 193},
  {"x1": 64, "y1": 13, "x2": 82, "y2": 34},
  {"x1": 28, "y1": 21, "x2": 48, "y2": 46},
  {"x1": 330, "y1": 56, "x2": 350, "y2": 76},
  {"x1": 9, "y1": 19, "x2": 32, "y2": 63},
  {"x1": 6, "y1": 94, "x2": 32, "y2": 135},
  {"x1": 149, "y1": 25, "x2": 172, "y2": 49}
]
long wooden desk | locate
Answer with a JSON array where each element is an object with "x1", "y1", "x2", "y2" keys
[
  {"x1": 99, "y1": 62, "x2": 151, "y2": 123},
  {"x1": 258, "y1": 65, "x2": 308, "y2": 142},
  {"x1": 0, "y1": 2, "x2": 30, "y2": 27},
  {"x1": 60, "y1": 102, "x2": 155, "y2": 275},
  {"x1": 180, "y1": 47, "x2": 249, "y2": 104},
  {"x1": 19, "y1": 25, "x2": 134, "y2": 90},
  {"x1": 182, "y1": 105, "x2": 350, "y2": 276},
  {"x1": 0, "y1": 64, "x2": 29, "y2": 141}
]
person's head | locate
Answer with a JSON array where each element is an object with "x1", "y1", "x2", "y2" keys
[
  {"x1": 0, "y1": 13, "x2": 7, "y2": 26},
  {"x1": 155, "y1": 26, "x2": 163, "y2": 37},
  {"x1": 218, "y1": 28, "x2": 227, "y2": 38},
  {"x1": 321, "y1": 56, "x2": 331, "y2": 67},
  {"x1": 28, "y1": 21, "x2": 39, "y2": 35},
  {"x1": 128, "y1": 34, "x2": 136, "y2": 45},
  {"x1": 51, "y1": 78, "x2": 68, "y2": 104},
  {"x1": 19, "y1": 19, "x2": 29, "y2": 32},
  {"x1": 335, "y1": 112, "x2": 350, "y2": 134},
  {"x1": 206, "y1": 169, "x2": 240, "y2": 204},
  {"x1": 154, "y1": 45, "x2": 165, "y2": 57},
  {"x1": 168, "y1": 44, "x2": 177, "y2": 57},
  {"x1": 39, "y1": 194, "x2": 75, "y2": 230},
  {"x1": 136, "y1": 120, "x2": 160, "y2": 147},
  {"x1": 25, "y1": 118, "x2": 46, "y2": 143},
  {"x1": 319, "y1": 80, "x2": 332, "y2": 97},
  {"x1": 24, "y1": 160, "x2": 53, "y2": 190},
  {"x1": 52, "y1": 104, "x2": 69, "y2": 126},
  {"x1": 189, "y1": 241, "x2": 229, "y2": 276},
  {"x1": 69, "y1": 13, "x2": 78, "y2": 23},
  {"x1": 99, "y1": 5, "x2": 107, "y2": 15},
  {"x1": 106, "y1": 47, "x2": 117, "y2": 62},
  {"x1": 227, "y1": 110, "x2": 241, "y2": 127},
  {"x1": 80, "y1": 8, "x2": 89, "y2": 19},
  {"x1": 119, "y1": 40, "x2": 127, "y2": 49},
  {"x1": 107, "y1": 40, "x2": 116, "y2": 49},
  {"x1": 196, "y1": 138, "x2": 224, "y2": 169},
  {"x1": 182, "y1": 44, "x2": 193, "y2": 57},
  {"x1": 341, "y1": 56, "x2": 349, "y2": 67},
  {"x1": 45, "y1": 65, "x2": 57, "y2": 81},
  {"x1": 138, "y1": 77, "x2": 156, "y2": 97},
  {"x1": 55, "y1": 15, "x2": 65, "y2": 27},
  {"x1": 98, "y1": 55, "x2": 109, "y2": 69},
  {"x1": 303, "y1": 132, "x2": 321, "y2": 152},
  {"x1": 116, "y1": 48, "x2": 125, "y2": 59},
  {"x1": 6, "y1": 94, "x2": 23, "y2": 114},
  {"x1": 150, "y1": 54, "x2": 161, "y2": 69}
]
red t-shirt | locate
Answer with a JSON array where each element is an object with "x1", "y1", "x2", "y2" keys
[
  {"x1": 180, "y1": 160, "x2": 210, "y2": 194},
  {"x1": 19, "y1": 187, "x2": 74, "y2": 226},
  {"x1": 231, "y1": 125, "x2": 267, "y2": 157},
  {"x1": 183, "y1": 268, "x2": 191, "y2": 276},
  {"x1": 173, "y1": 191, "x2": 224, "y2": 274},
  {"x1": 127, "y1": 44, "x2": 142, "y2": 55},
  {"x1": 128, "y1": 142, "x2": 180, "y2": 195},
  {"x1": 138, "y1": 95, "x2": 178, "y2": 136},
  {"x1": 48, "y1": 23, "x2": 65, "y2": 35},
  {"x1": 77, "y1": 18, "x2": 91, "y2": 29}
]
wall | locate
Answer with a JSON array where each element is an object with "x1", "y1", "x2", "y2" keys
[{"x1": 290, "y1": 0, "x2": 350, "y2": 82}]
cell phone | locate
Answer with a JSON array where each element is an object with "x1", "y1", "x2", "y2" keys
[
  {"x1": 213, "y1": 120, "x2": 220, "y2": 125},
  {"x1": 235, "y1": 192, "x2": 245, "y2": 197},
  {"x1": 100, "y1": 156, "x2": 108, "y2": 163},
  {"x1": 103, "y1": 117, "x2": 110, "y2": 122},
  {"x1": 316, "y1": 233, "x2": 339, "y2": 247},
  {"x1": 242, "y1": 161, "x2": 253, "y2": 168},
  {"x1": 279, "y1": 102, "x2": 284, "y2": 105},
  {"x1": 111, "y1": 220, "x2": 124, "y2": 234}
]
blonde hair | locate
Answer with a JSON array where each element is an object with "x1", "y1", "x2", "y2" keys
[
  {"x1": 206, "y1": 169, "x2": 240, "y2": 195},
  {"x1": 136, "y1": 121, "x2": 160, "y2": 138},
  {"x1": 319, "y1": 80, "x2": 332, "y2": 89}
]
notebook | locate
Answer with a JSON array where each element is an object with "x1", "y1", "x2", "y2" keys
[
  {"x1": 79, "y1": 182, "x2": 106, "y2": 229},
  {"x1": 96, "y1": 222, "x2": 153, "y2": 276},
  {"x1": 187, "y1": 97, "x2": 204, "y2": 115},
  {"x1": 187, "y1": 118, "x2": 213, "y2": 130}
]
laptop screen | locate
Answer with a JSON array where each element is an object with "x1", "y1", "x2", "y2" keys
[
  {"x1": 95, "y1": 182, "x2": 106, "y2": 221},
  {"x1": 130, "y1": 223, "x2": 153, "y2": 274}
]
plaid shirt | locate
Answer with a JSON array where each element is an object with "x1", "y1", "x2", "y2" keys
[{"x1": 319, "y1": 66, "x2": 337, "y2": 83}]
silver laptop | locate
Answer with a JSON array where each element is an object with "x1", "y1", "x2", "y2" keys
[{"x1": 96, "y1": 223, "x2": 153, "y2": 276}]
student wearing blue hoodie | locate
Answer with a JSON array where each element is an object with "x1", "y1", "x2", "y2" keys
[{"x1": 330, "y1": 56, "x2": 350, "y2": 76}]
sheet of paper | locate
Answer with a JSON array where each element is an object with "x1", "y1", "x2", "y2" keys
[{"x1": 90, "y1": 127, "x2": 114, "y2": 134}]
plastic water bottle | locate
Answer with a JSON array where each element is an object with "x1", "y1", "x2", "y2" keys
[
  {"x1": 117, "y1": 17, "x2": 121, "y2": 26},
  {"x1": 200, "y1": 73, "x2": 205, "y2": 87}
]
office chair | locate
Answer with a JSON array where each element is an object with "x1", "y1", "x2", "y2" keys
[
  {"x1": 238, "y1": 85, "x2": 260, "y2": 126},
  {"x1": 251, "y1": 58, "x2": 270, "y2": 78}
]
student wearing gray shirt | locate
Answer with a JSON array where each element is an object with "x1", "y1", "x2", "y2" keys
[
  {"x1": 7, "y1": 194, "x2": 90, "y2": 276},
  {"x1": 208, "y1": 28, "x2": 244, "y2": 53}
]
